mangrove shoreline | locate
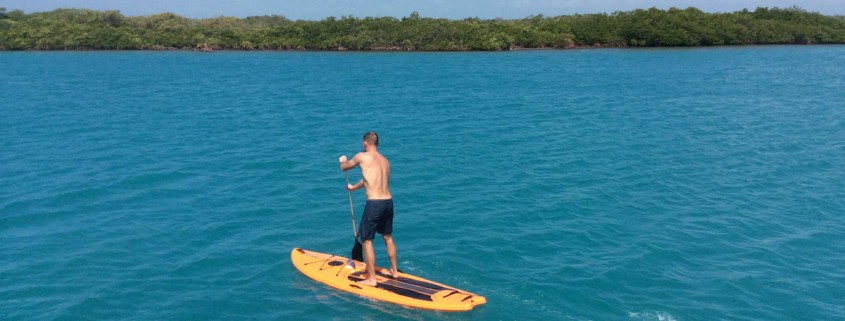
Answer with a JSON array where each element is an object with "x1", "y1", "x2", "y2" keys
[{"x1": 1, "y1": 6, "x2": 844, "y2": 51}]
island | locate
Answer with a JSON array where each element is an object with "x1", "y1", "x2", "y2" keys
[{"x1": 1, "y1": 6, "x2": 843, "y2": 51}]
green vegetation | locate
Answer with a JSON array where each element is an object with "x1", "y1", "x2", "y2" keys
[{"x1": 1, "y1": 6, "x2": 844, "y2": 50}]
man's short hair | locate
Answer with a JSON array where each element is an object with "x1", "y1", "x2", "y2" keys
[{"x1": 363, "y1": 131, "x2": 379, "y2": 146}]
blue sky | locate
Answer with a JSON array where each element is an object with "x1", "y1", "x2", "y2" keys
[{"x1": 3, "y1": 0, "x2": 843, "y2": 19}]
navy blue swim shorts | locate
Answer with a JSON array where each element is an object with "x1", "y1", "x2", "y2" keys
[{"x1": 358, "y1": 199, "x2": 394, "y2": 242}]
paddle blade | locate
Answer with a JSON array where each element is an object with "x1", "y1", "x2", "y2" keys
[{"x1": 352, "y1": 240, "x2": 364, "y2": 262}]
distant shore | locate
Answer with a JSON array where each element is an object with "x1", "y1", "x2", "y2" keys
[
  {"x1": 5, "y1": 43, "x2": 838, "y2": 53},
  {"x1": 1, "y1": 6, "x2": 844, "y2": 51}
]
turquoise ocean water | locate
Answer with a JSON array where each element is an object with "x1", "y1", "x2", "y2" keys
[{"x1": 2, "y1": 47, "x2": 844, "y2": 321}]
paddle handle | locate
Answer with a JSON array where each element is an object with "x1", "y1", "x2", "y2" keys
[{"x1": 345, "y1": 171, "x2": 358, "y2": 239}]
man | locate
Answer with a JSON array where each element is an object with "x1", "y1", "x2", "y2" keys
[{"x1": 338, "y1": 131, "x2": 398, "y2": 286}]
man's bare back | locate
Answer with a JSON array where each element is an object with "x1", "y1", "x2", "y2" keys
[
  {"x1": 354, "y1": 151, "x2": 391, "y2": 200},
  {"x1": 339, "y1": 141, "x2": 391, "y2": 200}
]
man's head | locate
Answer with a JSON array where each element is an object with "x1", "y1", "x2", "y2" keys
[{"x1": 363, "y1": 131, "x2": 379, "y2": 147}]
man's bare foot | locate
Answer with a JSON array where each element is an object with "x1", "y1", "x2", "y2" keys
[
  {"x1": 387, "y1": 269, "x2": 399, "y2": 278},
  {"x1": 357, "y1": 277, "x2": 377, "y2": 287}
]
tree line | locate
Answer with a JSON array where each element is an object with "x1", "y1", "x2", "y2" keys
[{"x1": 1, "y1": 6, "x2": 844, "y2": 51}]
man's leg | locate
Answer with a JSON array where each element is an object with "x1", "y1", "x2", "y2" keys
[
  {"x1": 358, "y1": 200, "x2": 379, "y2": 286},
  {"x1": 359, "y1": 239, "x2": 378, "y2": 286},
  {"x1": 383, "y1": 234, "x2": 398, "y2": 278}
]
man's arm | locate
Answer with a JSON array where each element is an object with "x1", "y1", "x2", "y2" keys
[
  {"x1": 339, "y1": 153, "x2": 361, "y2": 171},
  {"x1": 347, "y1": 179, "x2": 365, "y2": 191}
]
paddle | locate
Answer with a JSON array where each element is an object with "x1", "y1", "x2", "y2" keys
[{"x1": 345, "y1": 171, "x2": 364, "y2": 262}]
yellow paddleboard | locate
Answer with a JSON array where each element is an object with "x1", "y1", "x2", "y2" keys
[{"x1": 291, "y1": 248, "x2": 486, "y2": 312}]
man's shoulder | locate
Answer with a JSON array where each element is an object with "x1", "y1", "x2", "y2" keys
[
  {"x1": 355, "y1": 152, "x2": 374, "y2": 161},
  {"x1": 370, "y1": 152, "x2": 388, "y2": 161}
]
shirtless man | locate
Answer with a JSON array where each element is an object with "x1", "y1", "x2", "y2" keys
[{"x1": 338, "y1": 131, "x2": 398, "y2": 286}]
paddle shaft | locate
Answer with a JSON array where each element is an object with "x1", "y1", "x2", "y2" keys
[{"x1": 344, "y1": 171, "x2": 358, "y2": 239}]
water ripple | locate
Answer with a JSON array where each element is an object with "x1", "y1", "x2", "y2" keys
[{"x1": 2, "y1": 47, "x2": 844, "y2": 320}]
